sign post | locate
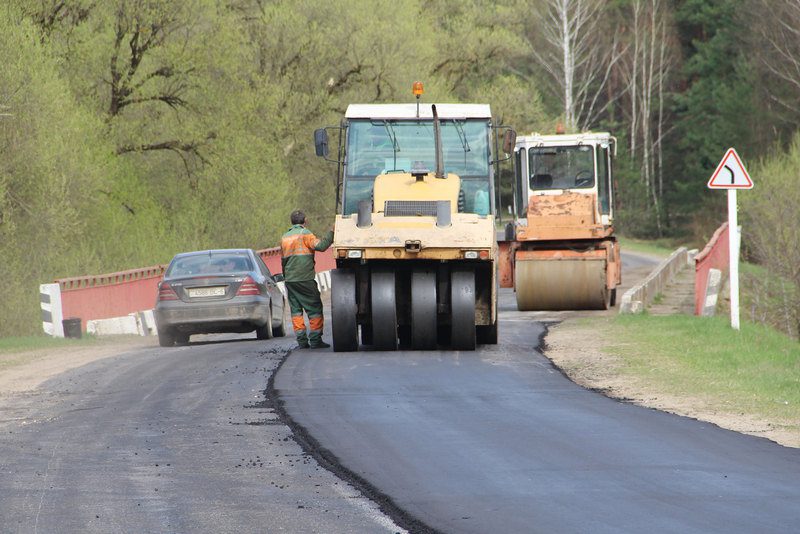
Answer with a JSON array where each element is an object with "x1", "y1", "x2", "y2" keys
[{"x1": 707, "y1": 148, "x2": 753, "y2": 330}]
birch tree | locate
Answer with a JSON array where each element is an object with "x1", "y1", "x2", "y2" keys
[
  {"x1": 617, "y1": 0, "x2": 676, "y2": 235},
  {"x1": 526, "y1": 0, "x2": 623, "y2": 131},
  {"x1": 750, "y1": 0, "x2": 800, "y2": 119}
]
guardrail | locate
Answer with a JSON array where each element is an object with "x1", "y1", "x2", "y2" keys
[
  {"x1": 42, "y1": 247, "x2": 336, "y2": 337},
  {"x1": 58, "y1": 265, "x2": 167, "y2": 327},
  {"x1": 694, "y1": 222, "x2": 729, "y2": 316},
  {"x1": 619, "y1": 247, "x2": 690, "y2": 314}
]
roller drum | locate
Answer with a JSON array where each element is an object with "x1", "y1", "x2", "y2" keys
[{"x1": 515, "y1": 257, "x2": 608, "y2": 311}]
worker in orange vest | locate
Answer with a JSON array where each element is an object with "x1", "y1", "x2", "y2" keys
[{"x1": 280, "y1": 210, "x2": 334, "y2": 349}]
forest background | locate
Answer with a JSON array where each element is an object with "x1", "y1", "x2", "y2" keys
[{"x1": 1, "y1": 0, "x2": 799, "y2": 337}]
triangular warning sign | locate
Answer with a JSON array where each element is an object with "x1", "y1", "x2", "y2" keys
[{"x1": 708, "y1": 148, "x2": 753, "y2": 189}]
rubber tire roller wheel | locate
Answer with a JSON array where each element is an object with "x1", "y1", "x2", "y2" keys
[
  {"x1": 450, "y1": 267, "x2": 476, "y2": 351},
  {"x1": 331, "y1": 269, "x2": 359, "y2": 352},
  {"x1": 370, "y1": 269, "x2": 398, "y2": 351},
  {"x1": 411, "y1": 268, "x2": 438, "y2": 350}
]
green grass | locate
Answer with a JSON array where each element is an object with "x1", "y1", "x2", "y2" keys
[
  {"x1": 618, "y1": 236, "x2": 675, "y2": 258},
  {"x1": 0, "y1": 334, "x2": 98, "y2": 354},
  {"x1": 602, "y1": 313, "x2": 800, "y2": 423}
]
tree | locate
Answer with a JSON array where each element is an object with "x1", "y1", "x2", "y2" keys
[
  {"x1": 741, "y1": 135, "x2": 800, "y2": 338},
  {"x1": 0, "y1": 3, "x2": 118, "y2": 335},
  {"x1": 614, "y1": 0, "x2": 678, "y2": 236},
  {"x1": 524, "y1": 0, "x2": 624, "y2": 131},
  {"x1": 670, "y1": 0, "x2": 757, "y2": 220}
]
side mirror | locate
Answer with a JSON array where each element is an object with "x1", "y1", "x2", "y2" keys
[
  {"x1": 273, "y1": 273, "x2": 285, "y2": 282},
  {"x1": 502, "y1": 129, "x2": 517, "y2": 155},
  {"x1": 314, "y1": 128, "x2": 329, "y2": 158}
]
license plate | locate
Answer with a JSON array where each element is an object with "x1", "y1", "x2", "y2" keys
[{"x1": 187, "y1": 286, "x2": 226, "y2": 298}]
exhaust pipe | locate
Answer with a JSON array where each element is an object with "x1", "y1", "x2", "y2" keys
[
  {"x1": 436, "y1": 200, "x2": 451, "y2": 227},
  {"x1": 357, "y1": 199, "x2": 372, "y2": 228},
  {"x1": 432, "y1": 105, "x2": 444, "y2": 179}
]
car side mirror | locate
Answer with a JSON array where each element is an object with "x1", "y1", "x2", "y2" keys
[
  {"x1": 273, "y1": 273, "x2": 285, "y2": 283},
  {"x1": 314, "y1": 128, "x2": 329, "y2": 158}
]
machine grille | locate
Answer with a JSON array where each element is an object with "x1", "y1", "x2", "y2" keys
[{"x1": 384, "y1": 200, "x2": 439, "y2": 217}]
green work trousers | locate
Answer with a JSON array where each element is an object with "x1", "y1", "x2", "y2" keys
[{"x1": 285, "y1": 280, "x2": 324, "y2": 345}]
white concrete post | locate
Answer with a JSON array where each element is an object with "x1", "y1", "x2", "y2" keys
[{"x1": 39, "y1": 283, "x2": 64, "y2": 337}]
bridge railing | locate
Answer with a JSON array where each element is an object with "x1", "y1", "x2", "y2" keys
[
  {"x1": 41, "y1": 247, "x2": 335, "y2": 336},
  {"x1": 694, "y1": 222, "x2": 729, "y2": 316}
]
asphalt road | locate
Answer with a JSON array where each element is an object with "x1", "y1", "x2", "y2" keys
[
  {"x1": 3, "y1": 250, "x2": 799, "y2": 533},
  {"x1": 274, "y1": 254, "x2": 800, "y2": 534},
  {"x1": 0, "y1": 336, "x2": 403, "y2": 533}
]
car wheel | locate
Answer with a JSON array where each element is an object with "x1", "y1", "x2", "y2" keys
[
  {"x1": 158, "y1": 328, "x2": 176, "y2": 347},
  {"x1": 272, "y1": 298, "x2": 287, "y2": 337},
  {"x1": 256, "y1": 306, "x2": 273, "y2": 340}
]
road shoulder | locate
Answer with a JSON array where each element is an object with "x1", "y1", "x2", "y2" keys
[
  {"x1": 0, "y1": 336, "x2": 157, "y2": 397},
  {"x1": 544, "y1": 318, "x2": 800, "y2": 448}
]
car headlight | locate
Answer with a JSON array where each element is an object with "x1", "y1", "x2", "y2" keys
[{"x1": 347, "y1": 249, "x2": 363, "y2": 259}]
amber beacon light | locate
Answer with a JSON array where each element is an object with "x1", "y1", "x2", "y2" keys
[{"x1": 412, "y1": 81, "x2": 424, "y2": 98}]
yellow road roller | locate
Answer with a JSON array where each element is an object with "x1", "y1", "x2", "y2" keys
[
  {"x1": 314, "y1": 84, "x2": 515, "y2": 351},
  {"x1": 498, "y1": 131, "x2": 621, "y2": 310}
]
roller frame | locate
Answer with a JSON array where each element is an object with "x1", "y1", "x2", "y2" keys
[
  {"x1": 476, "y1": 322, "x2": 498, "y2": 344},
  {"x1": 331, "y1": 269, "x2": 359, "y2": 352}
]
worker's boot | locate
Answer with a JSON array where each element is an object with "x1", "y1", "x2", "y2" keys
[
  {"x1": 308, "y1": 315, "x2": 328, "y2": 349},
  {"x1": 295, "y1": 331, "x2": 310, "y2": 349}
]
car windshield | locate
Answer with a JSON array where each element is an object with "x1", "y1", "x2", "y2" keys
[
  {"x1": 167, "y1": 252, "x2": 253, "y2": 277},
  {"x1": 343, "y1": 118, "x2": 491, "y2": 215},
  {"x1": 528, "y1": 145, "x2": 595, "y2": 190}
]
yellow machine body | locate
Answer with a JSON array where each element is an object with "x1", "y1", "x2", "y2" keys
[
  {"x1": 317, "y1": 102, "x2": 507, "y2": 351},
  {"x1": 333, "y1": 170, "x2": 497, "y2": 326},
  {"x1": 373, "y1": 172, "x2": 461, "y2": 210}
]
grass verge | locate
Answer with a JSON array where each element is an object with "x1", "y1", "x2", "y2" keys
[
  {"x1": 0, "y1": 335, "x2": 96, "y2": 371},
  {"x1": 618, "y1": 236, "x2": 675, "y2": 258},
  {"x1": 0, "y1": 335, "x2": 99, "y2": 354},
  {"x1": 602, "y1": 313, "x2": 799, "y2": 426}
]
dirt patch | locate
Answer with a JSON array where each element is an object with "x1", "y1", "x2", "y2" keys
[
  {"x1": 545, "y1": 320, "x2": 800, "y2": 448},
  {"x1": 0, "y1": 336, "x2": 157, "y2": 397}
]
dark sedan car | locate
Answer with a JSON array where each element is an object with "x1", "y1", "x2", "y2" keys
[{"x1": 154, "y1": 249, "x2": 286, "y2": 347}]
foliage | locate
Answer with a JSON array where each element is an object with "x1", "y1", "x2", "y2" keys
[
  {"x1": 0, "y1": 0, "x2": 551, "y2": 335},
  {"x1": 670, "y1": 0, "x2": 757, "y2": 219},
  {"x1": 740, "y1": 134, "x2": 800, "y2": 338},
  {"x1": 0, "y1": 4, "x2": 114, "y2": 335},
  {"x1": 2, "y1": 0, "x2": 800, "y2": 336}
]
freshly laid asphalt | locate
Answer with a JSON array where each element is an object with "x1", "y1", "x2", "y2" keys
[{"x1": 275, "y1": 288, "x2": 800, "y2": 534}]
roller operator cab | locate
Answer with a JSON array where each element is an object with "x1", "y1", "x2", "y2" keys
[
  {"x1": 500, "y1": 132, "x2": 622, "y2": 311},
  {"x1": 314, "y1": 88, "x2": 515, "y2": 351}
]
